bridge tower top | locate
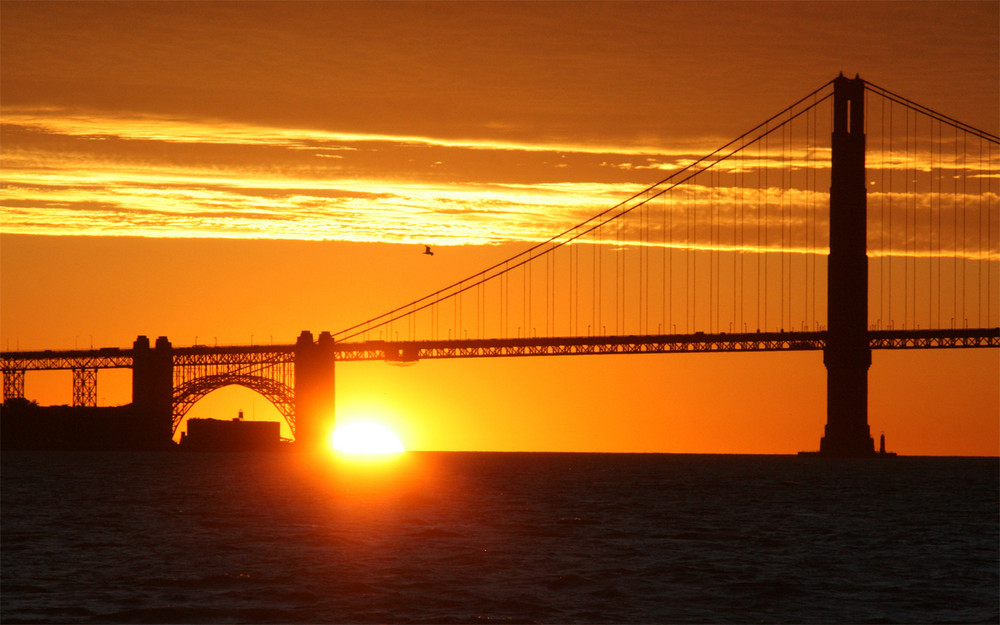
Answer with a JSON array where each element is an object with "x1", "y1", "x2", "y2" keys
[
  {"x1": 832, "y1": 73, "x2": 865, "y2": 136},
  {"x1": 133, "y1": 335, "x2": 172, "y2": 351}
]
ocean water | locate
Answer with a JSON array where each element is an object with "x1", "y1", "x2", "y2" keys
[{"x1": 2, "y1": 451, "x2": 997, "y2": 624}]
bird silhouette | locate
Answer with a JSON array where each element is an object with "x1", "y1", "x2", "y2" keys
[{"x1": 423, "y1": 245, "x2": 434, "y2": 256}]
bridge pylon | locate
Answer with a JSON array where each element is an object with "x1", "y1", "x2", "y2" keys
[
  {"x1": 132, "y1": 335, "x2": 174, "y2": 448},
  {"x1": 816, "y1": 74, "x2": 876, "y2": 457},
  {"x1": 294, "y1": 330, "x2": 336, "y2": 452}
]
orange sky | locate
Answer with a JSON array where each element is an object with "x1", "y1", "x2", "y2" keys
[{"x1": 2, "y1": 1, "x2": 998, "y2": 454}]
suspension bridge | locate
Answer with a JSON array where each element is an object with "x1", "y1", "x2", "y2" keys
[{"x1": 3, "y1": 75, "x2": 998, "y2": 455}]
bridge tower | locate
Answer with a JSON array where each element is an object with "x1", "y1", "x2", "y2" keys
[
  {"x1": 132, "y1": 335, "x2": 174, "y2": 448},
  {"x1": 819, "y1": 75, "x2": 875, "y2": 456},
  {"x1": 294, "y1": 330, "x2": 336, "y2": 451}
]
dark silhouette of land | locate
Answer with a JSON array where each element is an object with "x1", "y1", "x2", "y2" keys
[
  {"x1": 1, "y1": 398, "x2": 285, "y2": 452},
  {"x1": 1, "y1": 398, "x2": 173, "y2": 451}
]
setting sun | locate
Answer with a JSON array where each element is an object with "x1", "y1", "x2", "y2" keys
[{"x1": 330, "y1": 422, "x2": 405, "y2": 456}]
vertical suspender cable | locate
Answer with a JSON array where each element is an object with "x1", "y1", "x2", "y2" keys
[
  {"x1": 929, "y1": 117, "x2": 935, "y2": 329},
  {"x1": 810, "y1": 97, "x2": 816, "y2": 330},
  {"x1": 714, "y1": 166, "x2": 719, "y2": 332},
  {"x1": 499, "y1": 267, "x2": 504, "y2": 338},
  {"x1": 880, "y1": 92, "x2": 885, "y2": 327},
  {"x1": 931, "y1": 122, "x2": 944, "y2": 328},
  {"x1": 815, "y1": 94, "x2": 820, "y2": 329},
  {"x1": 736, "y1": 138, "x2": 742, "y2": 332},
  {"x1": 977, "y1": 136, "x2": 983, "y2": 327},
  {"x1": 577, "y1": 226, "x2": 582, "y2": 335},
  {"x1": 596, "y1": 225, "x2": 601, "y2": 335},
  {"x1": 613, "y1": 206, "x2": 618, "y2": 333},
  {"x1": 716, "y1": 164, "x2": 721, "y2": 332},
  {"x1": 647, "y1": 194, "x2": 651, "y2": 333},
  {"x1": 987, "y1": 139, "x2": 993, "y2": 327},
  {"x1": 691, "y1": 175, "x2": 696, "y2": 331},
  {"x1": 709, "y1": 167, "x2": 714, "y2": 332},
  {"x1": 913, "y1": 112, "x2": 934, "y2": 328},
  {"x1": 916, "y1": 111, "x2": 922, "y2": 327},
  {"x1": 806, "y1": 103, "x2": 812, "y2": 329},
  {"x1": 618, "y1": 204, "x2": 623, "y2": 334},
  {"x1": 552, "y1": 244, "x2": 557, "y2": 335},
  {"x1": 781, "y1": 120, "x2": 786, "y2": 329},
  {"x1": 643, "y1": 196, "x2": 648, "y2": 334},
  {"x1": 954, "y1": 124, "x2": 959, "y2": 327},
  {"x1": 757, "y1": 134, "x2": 762, "y2": 331},
  {"x1": 663, "y1": 185, "x2": 667, "y2": 334},
  {"x1": 905, "y1": 107, "x2": 911, "y2": 328},
  {"x1": 522, "y1": 260, "x2": 527, "y2": 336},
  {"x1": 615, "y1": 206, "x2": 620, "y2": 333},
  {"x1": 545, "y1": 253, "x2": 550, "y2": 336},
  {"x1": 906, "y1": 106, "x2": 912, "y2": 327},
  {"x1": 591, "y1": 228, "x2": 596, "y2": 335},
  {"x1": 917, "y1": 111, "x2": 923, "y2": 327},
  {"x1": 624, "y1": 203, "x2": 629, "y2": 333},
  {"x1": 669, "y1": 187, "x2": 673, "y2": 333},
  {"x1": 803, "y1": 102, "x2": 809, "y2": 329},
  {"x1": 709, "y1": 167, "x2": 715, "y2": 332},
  {"x1": 764, "y1": 127, "x2": 769, "y2": 331},
  {"x1": 962, "y1": 132, "x2": 968, "y2": 327},
  {"x1": 575, "y1": 228, "x2": 579, "y2": 335},
  {"x1": 686, "y1": 184, "x2": 691, "y2": 331},
  {"x1": 566, "y1": 230, "x2": 576, "y2": 336},
  {"x1": 888, "y1": 101, "x2": 894, "y2": 327}
]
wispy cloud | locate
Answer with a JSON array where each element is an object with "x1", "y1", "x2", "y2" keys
[
  {"x1": 2, "y1": 108, "x2": 720, "y2": 156},
  {"x1": 0, "y1": 108, "x2": 708, "y2": 243},
  {"x1": 2, "y1": 107, "x2": 996, "y2": 258}
]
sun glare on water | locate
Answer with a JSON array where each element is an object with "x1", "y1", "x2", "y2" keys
[{"x1": 330, "y1": 422, "x2": 405, "y2": 456}]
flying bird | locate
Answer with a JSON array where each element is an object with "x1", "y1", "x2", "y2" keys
[{"x1": 423, "y1": 245, "x2": 434, "y2": 256}]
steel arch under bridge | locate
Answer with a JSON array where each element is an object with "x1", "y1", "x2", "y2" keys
[{"x1": 171, "y1": 347, "x2": 296, "y2": 436}]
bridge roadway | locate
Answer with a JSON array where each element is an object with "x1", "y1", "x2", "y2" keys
[
  {"x1": 2, "y1": 328, "x2": 997, "y2": 369},
  {"x1": 341, "y1": 328, "x2": 1000, "y2": 362}
]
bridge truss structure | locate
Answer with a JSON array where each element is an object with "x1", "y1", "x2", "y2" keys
[
  {"x1": 3, "y1": 326, "x2": 994, "y2": 405},
  {"x1": 0, "y1": 346, "x2": 298, "y2": 436},
  {"x1": 170, "y1": 346, "x2": 296, "y2": 435}
]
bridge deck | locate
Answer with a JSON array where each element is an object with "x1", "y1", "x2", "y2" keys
[
  {"x1": 337, "y1": 328, "x2": 1000, "y2": 362},
  {"x1": 2, "y1": 328, "x2": 997, "y2": 369}
]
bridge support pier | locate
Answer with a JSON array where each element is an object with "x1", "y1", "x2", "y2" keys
[
  {"x1": 821, "y1": 347, "x2": 874, "y2": 456},
  {"x1": 294, "y1": 330, "x2": 336, "y2": 452},
  {"x1": 813, "y1": 74, "x2": 876, "y2": 457},
  {"x1": 132, "y1": 335, "x2": 174, "y2": 448},
  {"x1": 3, "y1": 369, "x2": 25, "y2": 403},
  {"x1": 72, "y1": 368, "x2": 98, "y2": 407}
]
